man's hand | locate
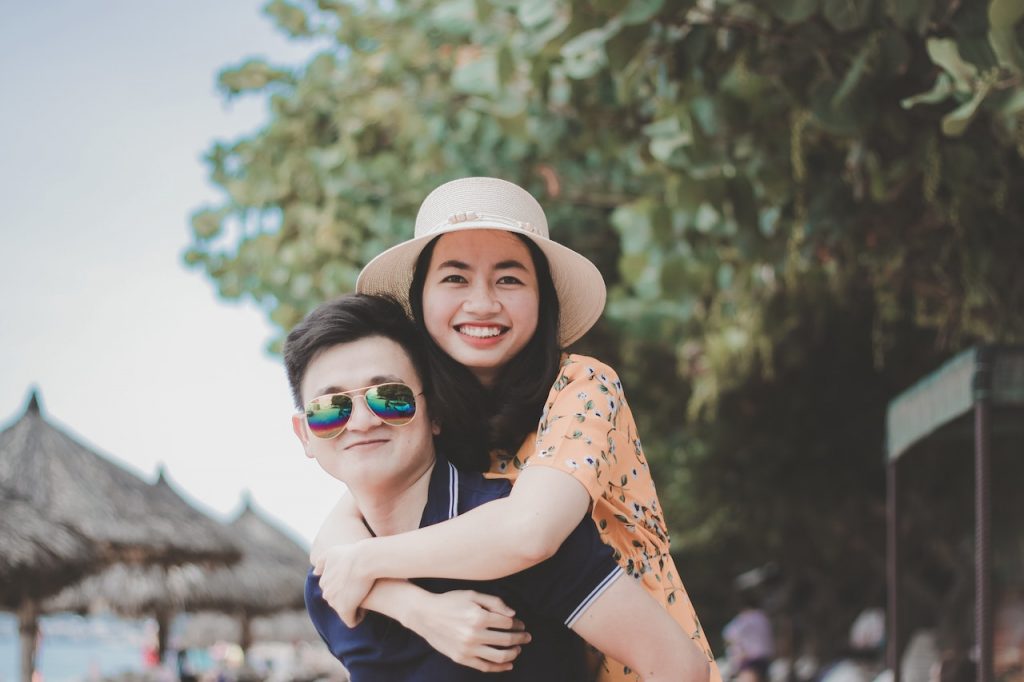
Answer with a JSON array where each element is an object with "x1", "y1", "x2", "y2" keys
[
  {"x1": 314, "y1": 541, "x2": 375, "y2": 627},
  {"x1": 403, "y1": 590, "x2": 530, "y2": 673}
]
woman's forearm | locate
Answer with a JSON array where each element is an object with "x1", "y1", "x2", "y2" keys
[
  {"x1": 360, "y1": 579, "x2": 426, "y2": 625},
  {"x1": 311, "y1": 491, "x2": 426, "y2": 623},
  {"x1": 310, "y1": 490, "x2": 369, "y2": 565},
  {"x1": 362, "y1": 466, "x2": 592, "y2": 581}
]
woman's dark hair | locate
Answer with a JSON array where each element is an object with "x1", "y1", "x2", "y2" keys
[{"x1": 409, "y1": 233, "x2": 562, "y2": 471}]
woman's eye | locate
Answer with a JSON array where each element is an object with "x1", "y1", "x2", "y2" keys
[
  {"x1": 497, "y1": 276, "x2": 523, "y2": 285},
  {"x1": 440, "y1": 274, "x2": 467, "y2": 284}
]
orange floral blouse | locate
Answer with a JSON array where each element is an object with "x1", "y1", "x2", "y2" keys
[{"x1": 487, "y1": 354, "x2": 720, "y2": 682}]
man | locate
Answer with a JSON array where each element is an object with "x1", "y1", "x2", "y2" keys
[{"x1": 285, "y1": 294, "x2": 709, "y2": 681}]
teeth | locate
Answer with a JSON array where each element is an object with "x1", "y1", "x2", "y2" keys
[{"x1": 459, "y1": 326, "x2": 503, "y2": 338}]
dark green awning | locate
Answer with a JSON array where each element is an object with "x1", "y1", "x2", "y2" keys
[{"x1": 886, "y1": 345, "x2": 1024, "y2": 461}]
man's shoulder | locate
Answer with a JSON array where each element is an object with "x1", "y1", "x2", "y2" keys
[{"x1": 452, "y1": 464, "x2": 513, "y2": 511}]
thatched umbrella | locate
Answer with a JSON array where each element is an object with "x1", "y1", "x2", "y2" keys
[
  {"x1": 44, "y1": 467, "x2": 241, "y2": 658},
  {"x1": 46, "y1": 484, "x2": 307, "y2": 656},
  {"x1": 177, "y1": 492, "x2": 309, "y2": 652},
  {"x1": 0, "y1": 391, "x2": 240, "y2": 681},
  {"x1": 0, "y1": 484, "x2": 101, "y2": 680},
  {"x1": 0, "y1": 392, "x2": 239, "y2": 564},
  {"x1": 0, "y1": 485, "x2": 98, "y2": 606}
]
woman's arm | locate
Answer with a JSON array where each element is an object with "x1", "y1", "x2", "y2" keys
[
  {"x1": 572, "y1": 575, "x2": 711, "y2": 682},
  {"x1": 313, "y1": 466, "x2": 589, "y2": 571},
  {"x1": 314, "y1": 466, "x2": 591, "y2": 624},
  {"x1": 310, "y1": 490, "x2": 369, "y2": 567}
]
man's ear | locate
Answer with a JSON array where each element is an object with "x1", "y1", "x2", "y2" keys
[{"x1": 291, "y1": 413, "x2": 314, "y2": 458}]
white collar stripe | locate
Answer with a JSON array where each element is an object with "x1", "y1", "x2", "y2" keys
[
  {"x1": 447, "y1": 462, "x2": 459, "y2": 519},
  {"x1": 564, "y1": 567, "x2": 624, "y2": 628}
]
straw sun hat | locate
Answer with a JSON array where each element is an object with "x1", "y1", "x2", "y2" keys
[{"x1": 356, "y1": 177, "x2": 607, "y2": 347}]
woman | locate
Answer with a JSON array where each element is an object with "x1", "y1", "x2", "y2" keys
[{"x1": 314, "y1": 177, "x2": 719, "y2": 682}]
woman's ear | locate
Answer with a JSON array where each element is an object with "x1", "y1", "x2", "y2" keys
[{"x1": 431, "y1": 420, "x2": 441, "y2": 436}]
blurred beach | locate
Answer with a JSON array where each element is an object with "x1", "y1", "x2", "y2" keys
[
  {"x1": 0, "y1": 613, "x2": 146, "y2": 682},
  {"x1": 0, "y1": 613, "x2": 345, "y2": 682}
]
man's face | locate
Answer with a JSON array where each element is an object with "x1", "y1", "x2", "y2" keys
[{"x1": 292, "y1": 335, "x2": 437, "y2": 493}]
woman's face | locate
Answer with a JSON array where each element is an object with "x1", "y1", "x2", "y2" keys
[{"x1": 421, "y1": 230, "x2": 541, "y2": 386}]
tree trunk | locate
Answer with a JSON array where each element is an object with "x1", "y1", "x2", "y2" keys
[{"x1": 17, "y1": 598, "x2": 39, "y2": 682}]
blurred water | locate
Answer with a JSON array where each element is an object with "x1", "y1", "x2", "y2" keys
[{"x1": 0, "y1": 614, "x2": 147, "y2": 682}]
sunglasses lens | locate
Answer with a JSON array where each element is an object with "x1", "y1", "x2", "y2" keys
[
  {"x1": 305, "y1": 394, "x2": 353, "y2": 439},
  {"x1": 364, "y1": 383, "x2": 417, "y2": 425}
]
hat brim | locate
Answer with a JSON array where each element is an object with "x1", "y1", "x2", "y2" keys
[{"x1": 356, "y1": 224, "x2": 606, "y2": 347}]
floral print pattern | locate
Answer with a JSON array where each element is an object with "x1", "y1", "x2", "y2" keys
[{"x1": 488, "y1": 355, "x2": 720, "y2": 682}]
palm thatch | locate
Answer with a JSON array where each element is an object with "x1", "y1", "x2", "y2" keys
[
  {"x1": 1, "y1": 390, "x2": 241, "y2": 682},
  {"x1": 43, "y1": 561, "x2": 210, "y2": 616},
  {"x1": 0, "y1": 485, "x2": 99, "y2": 609},
  {"x1": 45, "y1": 485, "x2": 308, "y2": 654},
  {"x1": 177, "y1": 492, "x2": 309, "y2": 616},
  {"x1": 44, "y1": 480, "x2": 306, "y2": 617},
  {"x1": 0, "y1": 391, "x2": 239, "y2": 565}
]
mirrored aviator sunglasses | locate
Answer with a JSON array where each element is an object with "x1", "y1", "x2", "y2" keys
[{"x1": 304, "y1": 382, "x2": 420, "y2": 439}]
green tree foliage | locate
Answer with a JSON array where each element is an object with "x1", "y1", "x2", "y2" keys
[{"x1": 188, "y1": 0, "x2": 1024, "y2": 654}]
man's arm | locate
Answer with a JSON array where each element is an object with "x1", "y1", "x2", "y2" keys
[{"x1": 572, "y1": 575, "x2": 711, "y2": 682}]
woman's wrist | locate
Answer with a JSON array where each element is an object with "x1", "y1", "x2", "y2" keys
[
  {"x1": 360, "y1": 533, "x2": 406, "y2": 580},
  {"x1": 395, "y1": 587, "x2": 431, "y2": 631},
  {"x1": 354, "y1": 536, "x2": 389, "y2": 580}
]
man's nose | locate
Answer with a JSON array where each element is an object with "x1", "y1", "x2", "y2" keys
[{"x1": 344, "y1": 395, "x2": 382, "y2": 431}]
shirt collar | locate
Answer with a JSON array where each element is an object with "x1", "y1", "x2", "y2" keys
[{"x1": 419, "y1": 452, "x2": 459, "y2": 527}]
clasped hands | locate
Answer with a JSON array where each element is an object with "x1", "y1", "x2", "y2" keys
[{"x1": 313, "y1": 539, "x2": 531, "y2": 672}]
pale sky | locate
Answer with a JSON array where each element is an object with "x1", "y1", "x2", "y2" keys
[{"x1": 0, "y1": 1, "x2": 344, "y2": 545}]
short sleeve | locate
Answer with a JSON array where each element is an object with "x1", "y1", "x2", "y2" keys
[
  {"x1": 305, "y1": 569, "x2": 346, "y2": 656},
  {"x1": 524, "y1": 356, "x2": 627, "y2": 503},
  {"x1": 512, "y1": 513, "x2": 623, "y2": 627}
]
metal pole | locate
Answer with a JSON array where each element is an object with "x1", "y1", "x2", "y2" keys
[
  {"x1": 887, "y1": 460, "x2": 901, "y2": 682},
  {"x1": 974, "y1": 351, "x2": 993, "y2": 682}
]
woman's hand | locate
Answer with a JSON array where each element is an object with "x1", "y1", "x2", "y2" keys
[
  {"x1": 403, "y1": 590, "x2": 530, "y2": 673},
  {"x1": 314, "y1": 541, "x2": 375, "y2": 627}
]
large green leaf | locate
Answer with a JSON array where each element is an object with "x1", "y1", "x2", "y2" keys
[
  {"x1": 901, "y1": 72, "x2": 955, "y2": 109},
  {"x1": 925, "y1": 38, "x2": 978, "y2": 91},
  {"x1": 988, "y1": 0, "x2": 1024, "y2": 74},
  {"x1": 941, "y1": 79, "x2": 992, "y2": 136}
]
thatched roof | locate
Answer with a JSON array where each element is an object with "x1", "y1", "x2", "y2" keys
[
  {"x1": 0, "y1": 391, "x2": 239, "y2": 565},
  {"x1": 0, "y1": 485, "x2": 99, "y2": 609},
  {"x1": 176, "y1": 493, "x2": 309, "y2": 615},
  {"x1": 45, "y1": 491, "x2": 307, "y2": 618}
]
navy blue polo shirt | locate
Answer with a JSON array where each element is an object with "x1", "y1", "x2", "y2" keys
[{"x1": 306, "y1": 454, "x2": 623, "y2": 681}]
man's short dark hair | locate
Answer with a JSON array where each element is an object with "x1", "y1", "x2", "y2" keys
[{"x1": 283, "y1": 294, "x2": 427, "y2": 410}]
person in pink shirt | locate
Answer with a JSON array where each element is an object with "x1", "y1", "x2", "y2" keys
[{"x1": 724, "y1": 591, "x2": 775, "y2": 682}]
